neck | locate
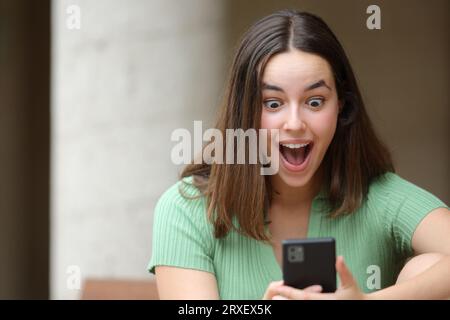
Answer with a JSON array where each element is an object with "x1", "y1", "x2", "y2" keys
[{"x1": 270, "y1": 170, "x2": 323, "y2": 208}]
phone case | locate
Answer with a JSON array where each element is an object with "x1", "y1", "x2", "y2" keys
[{"x1": 282, "y1": 237, "x2": 336, "y2": 292}]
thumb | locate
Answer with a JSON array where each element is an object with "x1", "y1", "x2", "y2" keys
[{"x1": 336, "y1": 256, "x2": 356, "y2": 289}]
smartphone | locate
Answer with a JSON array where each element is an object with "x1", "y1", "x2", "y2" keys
[{"x1": 282, "y1": 237, "x2": 336, "y2": 292}]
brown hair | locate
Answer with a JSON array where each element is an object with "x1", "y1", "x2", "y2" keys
[{"x1": 180, "y1": 10, "x2": 394, "y2": 241}]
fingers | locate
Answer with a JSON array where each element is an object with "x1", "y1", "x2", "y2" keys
[
  {"x1": 336, "y1": 256, "x2": 356, "y2": 289},
  {"x1": 263, "y1": 281, "x2": 324, "y2": 300},
  {"x1": 265, "y1": 256, "x2": 361, "y2": 300},
  {"x1": 303, "y1": 285, "x2": 323, "y2": 293},
  {"x1": 274, "y1": 284, "x2": 327, "y2": 300},
  {"x1": 262, "y1": 280, "x2": 284, "y2": 300},
  {"x1": 272, "y1": 295, "x2": 288, "y2": 300},
  {"x1": 297, "y1": 292, "x2": 336, "y2": 300}
]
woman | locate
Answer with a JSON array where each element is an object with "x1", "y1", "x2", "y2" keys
[{"x1": 148, "y1": 10, "x2": 450, "y2": 299}]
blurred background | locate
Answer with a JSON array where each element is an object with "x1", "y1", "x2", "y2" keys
[{"x1": 0, "y1": 0, "x2": 448, "y2": 299}]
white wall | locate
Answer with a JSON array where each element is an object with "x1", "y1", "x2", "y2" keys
[{"x1": 51, "y1": 0, "x2": 227, "y2": 299}]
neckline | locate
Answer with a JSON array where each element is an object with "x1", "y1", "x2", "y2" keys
[{"x1": 260, "y1": 195, "x2": 324, "y2": 280}]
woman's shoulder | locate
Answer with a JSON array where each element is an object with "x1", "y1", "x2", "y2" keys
[
  {"x1": 365, "y1": 173, "x2": 447, "y2": 258},
  {"x1": 158, "y1": 176, "x2": 203, "y2": 202},
  {"x1": 369, "y1": 172, "x2": 439, "y2": 197},
  {"x1": 155, "y1": 175, "x2": 209, "y2": 224},
  {"x1": 367, "y1": 171, "x2": 447, "y2": 211}
]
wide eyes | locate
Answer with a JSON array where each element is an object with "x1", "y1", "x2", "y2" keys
[
  {"x1": 263, "y1": 100, "x2": 282, "y2": 109},
  {"x1": 263, "y1": 97, "x2": 325, "y2": 110},
  {"x1": 306, "y1": 97, "x2": 324, "y2": 108}
]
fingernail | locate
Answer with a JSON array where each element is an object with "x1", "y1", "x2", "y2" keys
[
  {"x1": 313, "y1": 285, "x2": 323, "y2": 292},
  {"x1": 307, "y1": 285, "x2": 322, "y2": 292}
]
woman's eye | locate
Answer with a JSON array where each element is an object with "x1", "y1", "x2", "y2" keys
[
  {"x1": 263, "y1": 100, "x2": 282, "y2": 109},
  {"x1": 306, "y1": 97, "x2": 324, "y2": 108}
]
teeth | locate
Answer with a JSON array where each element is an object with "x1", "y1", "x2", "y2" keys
[{"x1": 281, "y1": 143, "x2": 309, "y2": 149}]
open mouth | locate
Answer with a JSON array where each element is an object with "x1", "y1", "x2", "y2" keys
[{"x1": 279, "y1": 142, "x2": 313, "y2": 167}]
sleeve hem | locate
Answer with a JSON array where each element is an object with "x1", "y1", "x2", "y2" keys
[
  {"x1": 406, "y1": 205, "x2": 449, "y2": 255},
  {"x1": 148, "y1": 262, "x2": 215, "y2": 276}
]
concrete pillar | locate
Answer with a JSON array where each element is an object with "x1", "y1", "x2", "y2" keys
[{"x1": 51, "y1": 0, "x2": 227, "y2": 299}]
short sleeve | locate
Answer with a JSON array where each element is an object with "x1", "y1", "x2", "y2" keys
[
  {"x1": 383, "y1": 173, "x2": 449, "y2": 257},
  {"x1": 147, "y1": 179, "x2": 215, "y2": 274}
]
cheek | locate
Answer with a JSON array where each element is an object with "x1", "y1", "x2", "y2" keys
[
  {"x1": 260, "y1": 110, "x2": 276, "y2": 129},
  {"x1": 310, "y1": 109, "x2": 338, "y2": 145}
]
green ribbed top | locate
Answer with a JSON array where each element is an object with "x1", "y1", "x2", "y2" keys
[{"x1": 148, "y1": 172, "x2": 448, "y2": 299}]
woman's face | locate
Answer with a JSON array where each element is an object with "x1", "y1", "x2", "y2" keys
[{"x1": 260, "y1": 49, "x2": 340, "y2": 189}]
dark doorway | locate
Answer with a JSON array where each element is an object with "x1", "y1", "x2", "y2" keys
[{"x1": 0, "y1": 0, "x2": 50, "y2": 299}]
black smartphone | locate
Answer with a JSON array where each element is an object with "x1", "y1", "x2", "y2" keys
[{"x1": 282, "y1": 237, "x2": 336, "y2": 292}]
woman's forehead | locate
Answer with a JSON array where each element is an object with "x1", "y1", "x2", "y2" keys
[{"x1": 262, "y1": 50, "x2": 334, "y2": 89}]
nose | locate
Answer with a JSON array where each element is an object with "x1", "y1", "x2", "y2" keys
[{"x1": 283, "y1": 104, "x2": 306, "y2": 132}]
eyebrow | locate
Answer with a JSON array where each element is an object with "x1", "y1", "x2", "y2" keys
[
  {"x1": 262, "y1": 79, "x2": 332, "y2": 93},
  {"x1": 305, "y1": 79, "x2": 331, "y2": 91}
]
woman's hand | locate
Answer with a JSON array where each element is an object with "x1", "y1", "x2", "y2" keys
[{"x1": 263, "y1": 256, "x2": 367, "y2": 300}]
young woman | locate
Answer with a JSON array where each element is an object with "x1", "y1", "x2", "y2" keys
[{"x1": 148, "y1": 10, "x2": 450, "y2": 300}]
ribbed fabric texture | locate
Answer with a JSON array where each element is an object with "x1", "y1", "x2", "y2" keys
[{"x1": 148, "y1": 172, "x2": 448, "y2": 299}]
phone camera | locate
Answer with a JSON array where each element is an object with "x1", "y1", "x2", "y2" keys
[{"x1": 287, "y1": 245, "x2": 304, "y2": 263}]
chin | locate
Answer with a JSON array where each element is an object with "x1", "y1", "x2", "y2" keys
[{"x1": 276, "y1": 170, "x2": 315, "y2": 189}]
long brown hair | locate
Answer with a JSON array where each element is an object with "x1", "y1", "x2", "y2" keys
[{"x1": 180, "y1": 10, "x2": 394, "y2": 241}]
